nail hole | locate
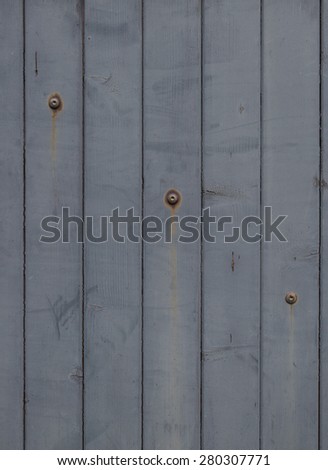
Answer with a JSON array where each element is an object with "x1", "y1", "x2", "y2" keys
[
  {"x1": 48, "y1": 93, "x2": 63, "y2": 111},
  {"x1": 164, "y1": 189, "x2": 181, "y2": 207},
  {"x1": 285, "y1": 291, "x2": 298, "y2": 305}
]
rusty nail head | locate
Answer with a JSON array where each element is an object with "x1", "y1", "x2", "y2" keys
[
  {"x1": 165, "y1": 189, "x2": 180, "y2": 206},
  {"x1": 48, "y1": 95, "x2": 61, "y2": 110},
  {"x1": 285, "y1": 291, "x2": 298, "y2": 305}
]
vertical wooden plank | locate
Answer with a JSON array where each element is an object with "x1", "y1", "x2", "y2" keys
[
  {"x1": 202, "y1": 0, "x2": 261, "y2": 449},
  {"x1": 262, "y1": 0, "x2": 320, "y2": 449},
  {"x1": 25, "y1": 0, "x2": 83, "y2": 449},
  {"x1": 143, "y1": 0, "x2": 201, "y2": 449},
  {"x1": 0, "y1": 0, "x2": 24, "y2": 450},
  {"x1": 84, "y1": 0, "x2": 142, "y2": 449},
  {"x1": 321, "y1": 0, "x2": 328, "y2": 450}
]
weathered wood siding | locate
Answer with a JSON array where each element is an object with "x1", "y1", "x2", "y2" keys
[{"x1": 0, "y1": 0, "x2": 325, "y2": 450}]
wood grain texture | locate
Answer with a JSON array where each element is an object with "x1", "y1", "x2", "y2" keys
[
  {"x1": 261, "y1": 0, "x2": 320, "y2": 449},
  {"x1": 25, "y1": 0, "x2": 83, "y2": 449},
  {"x1": 321, "y1": 0, "x2": 328, "y2": 450},
  {"x1": 0, "y1": 0, "x2": 24, "y2": 450},
  {"x1": 1, "y1": 0, "x2": 327, "y2": 451},
  {"x1": 143, "y1": 0, "x2": 201, "y2": 449},
  {"x1": 84, "y1": 0, "x2": 142, "y2": 449},
  {"x1": 202, "y1": 0, "x2": 261, "y2": 450}
]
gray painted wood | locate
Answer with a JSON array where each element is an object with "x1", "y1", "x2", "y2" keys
[
  {"x1": 0, "y1": 0, "x2": 24, "y2": 450},
  {"x1": 321, "y1": 0, "x2": 328, "y2": 451},
  {"x1": 84, "y1": 0, "x2": 142, "y2": 449},
  {"x1": 143, "y1": 0, "x2": 201, "y2": 449},
  {"x1": 1, "y1": 0, "x2": 327, "y2": 451},
  {"x1": 261, "y1": 0, "x2": 320, "y2": 449},
  {"x1": 25, "y1": 0, "x2": 83, "y2": 449},
  {"x1": 203, "y1": 0, "x2": 261, "y2": 450}
]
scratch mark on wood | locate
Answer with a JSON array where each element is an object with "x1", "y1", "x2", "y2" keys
[
  {"x1": 313, "y1": 176, "x2": 328, "y2": 188},
  {"x1": 34, "y1": 51, "x2": 38, "y2": 76},
  {"x1": 90, "y1": 74, "x2": 112, "y2": 85},
  {"x1": 203, "y1": 344, "x2": 257, "y2": 362},
  {"x1": 47, "y1": 290, "x2": 80, "y2": 340},
  {"x1": 204, "y1": 186, "x2": 245, "y2": 199},
  {"x1": 88, "y1": 304, "x2": 104, "y2": 314},
  {"x1": 69, "y1": 367, "x2": 83, "y2": 383}
]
